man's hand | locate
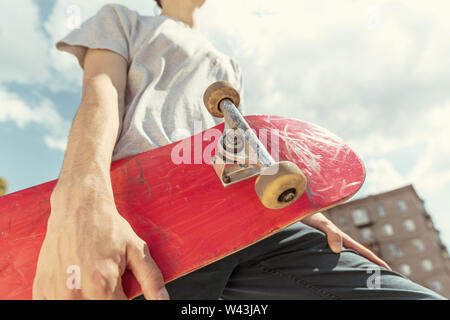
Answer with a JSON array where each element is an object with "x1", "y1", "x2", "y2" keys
[
  {"x1": 32, "y1": 182, "x2": 170, "y2": 300},
  {"x1": 302, "y1": 213, "x2": 392, "y2": 271}
]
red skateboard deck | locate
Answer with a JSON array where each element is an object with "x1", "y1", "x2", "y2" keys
[{"x1": 0, "y1": 115, "x2": 365, "y2": 299}]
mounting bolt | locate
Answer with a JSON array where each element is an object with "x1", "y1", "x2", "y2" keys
[{"x1": 278, "y1": 188, "x2": 297, "y2": 203}]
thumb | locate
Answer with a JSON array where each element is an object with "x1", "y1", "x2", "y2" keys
[
  {"x1": 326, "y1": 228, "x2": 343, "y2": 253},
  {"x1": 127, "y1": 241, "x2": 170, "y2": 300}
]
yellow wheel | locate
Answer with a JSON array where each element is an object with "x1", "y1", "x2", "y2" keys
[
  {"x1": 203, "y1": 81, "x2": 240, "y2": 118},
  {"x1": 255, "y1": 161, "x2": 307, "y2": 209}
]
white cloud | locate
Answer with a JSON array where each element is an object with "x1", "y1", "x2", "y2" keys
[
  {"x1": 0, "y1": 88, "x2": 69, "y2": 151},
  {"x1": 365, "y1": 158, "x2": 409, "y2": 194},
  {"x1": 0, "y1": 0, "x2": 52, "y2": 84},
  {"x1": 200, "y1": 1, "x2": 450, "y2": 185},
  {"x1": 408, "y1": 101, "x2": 450, "y2": 192},
  {"x1": 199, "y1": 0, "x2": 450, "y2": 244},
  {"x1": 44, "y1": 136, "x2": 69, "y2": 151}
]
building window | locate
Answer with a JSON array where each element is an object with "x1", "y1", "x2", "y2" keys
[
  {"x1": 403, "y1": 219, "x2": 416, "y2": 232},
  {"x1": 388, "y1": 244, "x2": 404, "y2": 258},
  {"x1": 351, "y1": 208, "x2": 371, "y2": 226},
  {"x1": 383, "y1": 224, "x2": 394, "y2": 236},
  {"x1": 411, "y1": 239, "x2": 425, "y2": 252},
  {"x1": 377, "y1": 205, "x2": 386, "y2": 217},
  {"x1": 430, "y1": 280, "x2": 443, "y2": 292},
  {"x1": 360, "y1": 227, "x2": 374, "y2": 243},
  {"x1": 399, "y1": 264, "x2": 411, "y2": 276},
  {"x1": 397, "y1": 200, "x2": 407, "y2": 212},
  {"x1": 421, "y1": 259, "x2": 433, "y2": 272}
]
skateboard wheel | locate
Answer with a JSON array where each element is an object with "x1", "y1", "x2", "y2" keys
[
  {"x1": 203, "y1": 81, "x2": 240, "y2": 118},
  {"x1": 255, "y1": 161, "x2": 307, "y2": 209}
]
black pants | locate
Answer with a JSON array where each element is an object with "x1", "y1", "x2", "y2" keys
[{"x1": 141, "y1": 222, "x2": 445, "y2": 300}]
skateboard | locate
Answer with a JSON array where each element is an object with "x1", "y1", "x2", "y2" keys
[{"x1": 0, "y1": 82, "x2": 365, "y2": 299}]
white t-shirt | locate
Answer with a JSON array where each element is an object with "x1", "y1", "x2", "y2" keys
[{"x1": 57, "y1": 4, "x2": 244, "y2": 161}]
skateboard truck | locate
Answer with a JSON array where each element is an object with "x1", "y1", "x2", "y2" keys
[{"x1": 203, "y1": 81, "x2": 307, "y2": 209}]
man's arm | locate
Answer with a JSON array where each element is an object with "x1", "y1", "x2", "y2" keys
[
  {"x1": 56, "y1": 48, "x2": 126, "y2": 191},
  {"x1": 32, "y1": 48, "x2": 169, "y2": 300}
]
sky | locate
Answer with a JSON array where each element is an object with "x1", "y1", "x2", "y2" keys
[{"x1": 0, "y1": 0, "x2": 450, "y2": 246}]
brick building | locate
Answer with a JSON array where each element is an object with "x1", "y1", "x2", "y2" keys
[{"x1": 323, "y1": 185, "x2": 450, "y2": 298}]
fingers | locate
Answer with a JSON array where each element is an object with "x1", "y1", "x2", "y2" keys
[
  {"x1": 34, "y1": 263, "x2": 129, "y2": 300},
  {"x1": 319, "y1": 222, "x2": 343, "y2": 253},
  {"x1": 342, "y1": 234, "x2": 392, "y2": 271},
  {"x1": 319, "y1": 220, "x2": 393, "y2": 271},
  {"x1": 127, "y1": 241, "x2": 169, "y2": 300},
  {"x1": 315, "y1": 220, "x2": 343, "y2": 253},
  {"x1": 111, "y1": 281, "x2": 129, "y2": 300}
]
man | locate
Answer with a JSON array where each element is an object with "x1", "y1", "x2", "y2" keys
[{"x1": 32, "y1": 0, "x2": 444, "y2": 300}]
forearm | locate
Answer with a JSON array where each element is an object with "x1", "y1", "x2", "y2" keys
[
  {"x1": 53, "y1": 49, "x2": 127, "y2": 202},
  {"x1": 57, "y1": 81, "x2": 123, "y2": 195}
]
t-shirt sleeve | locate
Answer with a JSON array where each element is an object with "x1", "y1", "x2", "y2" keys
[{"x1": 56, "y1": 4, "x2": 133, "y2": 68}]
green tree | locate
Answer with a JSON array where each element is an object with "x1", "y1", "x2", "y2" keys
[{"x1": 0, "y1": 177, "x2": 7, "y2": 196}]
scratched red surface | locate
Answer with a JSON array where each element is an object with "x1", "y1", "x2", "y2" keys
[{"x1": 0, "y1": 116, "x2": 365, "y2": 299}]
